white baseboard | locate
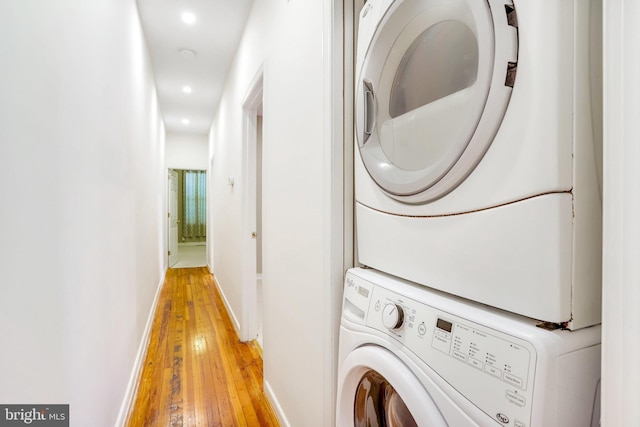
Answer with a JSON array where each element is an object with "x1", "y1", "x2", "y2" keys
[
  {"x1": 212, "y1": 275, "x2": 242, "y2": 339},
  {"x1": 265, "y1": 379, "x2": 291, "y2": 427},
  {"x1": 114, "y1": 267, "x2": 167, "y2": 427}
]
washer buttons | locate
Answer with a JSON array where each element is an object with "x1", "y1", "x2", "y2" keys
[{"x1": 418, "y1": 322, "x2": 426, "y2": 335}]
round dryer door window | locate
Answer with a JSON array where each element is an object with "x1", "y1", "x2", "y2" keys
[{"x1": 356, "y1": 0, "x2": 518, "y2": 203}]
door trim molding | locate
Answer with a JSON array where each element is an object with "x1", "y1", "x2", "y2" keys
[{"x1": 240, "y1": 64, "x2": 264, "y2": 342}]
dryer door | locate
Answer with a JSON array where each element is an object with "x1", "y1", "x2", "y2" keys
[
  {"x1": 337, "y1": 346, "x2": 448, "y2": 426},
  {"x1": 356, "y1": 0, "x2": 517, "y2": 204}
]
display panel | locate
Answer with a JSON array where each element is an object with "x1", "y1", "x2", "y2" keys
[{"x1": 436, "y1": 318, "x2": 453, "y2": 333}]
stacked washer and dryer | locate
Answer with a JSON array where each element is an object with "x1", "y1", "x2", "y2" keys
[{"x1": 337, "y1": 0, "x2": 603, "y2": 426}]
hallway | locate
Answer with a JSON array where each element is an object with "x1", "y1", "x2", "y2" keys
[{"x1": 126, "y1": 268, "x2": 279, "y2": 426}]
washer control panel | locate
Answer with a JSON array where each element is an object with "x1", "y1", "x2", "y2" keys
[
  {"x1": 343, "y1": 272, "x2": 537, "y2": 427},
  {"x1": 431, "y1": 317, "x2": 531, "y2": 391}
]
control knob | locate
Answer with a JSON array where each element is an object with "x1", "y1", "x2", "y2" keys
[{"x1": 382, "y1": 303, "x2": 404, "y2": 330}]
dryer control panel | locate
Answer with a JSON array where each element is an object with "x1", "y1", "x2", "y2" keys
[{"x1": 343, "y1": 271, "x2": 537, "y2": 427}]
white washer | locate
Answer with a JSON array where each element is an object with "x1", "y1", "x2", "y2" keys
[
  {"x1": 354, "y1": 0, "x2": 603, "y2": 329},
  {"x1": 337, "y1": 268, "x2": 601, "y2": 427}
]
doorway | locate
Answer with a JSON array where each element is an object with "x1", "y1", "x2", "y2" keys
[
  {"x1": 241, "y1": 67, "x2": 264, "y2": 345},
  {"x1": 168, "y1": 168, "x2": 207, "y2": 269},
  {"x1": 255, "y1": 113, "x2": 263, "y2": 347}
]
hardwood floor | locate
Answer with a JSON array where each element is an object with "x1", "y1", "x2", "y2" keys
[{"x1": 126, "y1": 267, "x2": 280, "y2": 427}]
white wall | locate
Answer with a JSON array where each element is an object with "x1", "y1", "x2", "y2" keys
[
  {"x1": 209, "y1": 1, "x2": 346, "y2": 426},
  {"x1": 165, "y1": 131, "x2": 208, "y2": 170},
  {"x1": 264, "y1": 2, "x2": 328, "y2": 425},
  {"x1": 0, "y1": 1, "x2": 165, "y2": 426},
  {"x1": 208, "y1": 0, "x2": 272, "y2": 336},
  {"x1": 601, "y1": 0, "x2": 640, "y2": 425}
]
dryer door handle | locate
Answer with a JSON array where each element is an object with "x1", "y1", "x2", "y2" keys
[{"x1": 362, "y1": 79, "x2": 376, "y2": 145}]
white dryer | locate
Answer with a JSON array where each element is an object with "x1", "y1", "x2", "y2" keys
[
  {"x1": 354, "y1": 0, "x2": 603, "y2": 329},
  {"x1": 337, "y1": 268, "x2": 601, "y2": 427}
]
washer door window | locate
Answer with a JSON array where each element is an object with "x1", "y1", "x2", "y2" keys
[
  {"x1": 355, "y1": 370, "x2": 418, "y2": 426},
  {"x1": 356, "y1": 0, "x2": 517, "y2": 203},
  {"x1": 336, "y1": 346, "x2": 448, "y2": 426}
]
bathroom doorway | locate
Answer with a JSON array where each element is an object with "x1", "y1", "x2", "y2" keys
[{"x1": 168, "y1": 168, "x2": 207, "y2": 268}]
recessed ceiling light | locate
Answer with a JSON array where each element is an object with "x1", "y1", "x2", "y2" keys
[
  {"x1": 182, "y1": 119, "x2": 190, "y2": 125},
  {"x1": 181, "y1": 11, "x2": 196, "y2": 25},
  {"x1": 179, "y1": 48, "x2": 197, "y2": 58},
  {"x1": 182, "y1": 86, "x2": 192, "y2": 94}
]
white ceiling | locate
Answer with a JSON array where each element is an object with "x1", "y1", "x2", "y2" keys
[{"x1": 137, "y1": 0, "x2": 254, "y2": 135}]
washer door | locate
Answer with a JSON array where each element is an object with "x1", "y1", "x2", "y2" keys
[
  {"x1": 337, "y1": 346, "x2": 448, "y2": 426},
  {"x1": 356, "y1": 0, "x2": 517, "y2": 203}
]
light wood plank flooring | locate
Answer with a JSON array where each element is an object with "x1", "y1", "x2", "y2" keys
[{"x1": 126, "y1": 267, "x2": 280, "y2": 426}]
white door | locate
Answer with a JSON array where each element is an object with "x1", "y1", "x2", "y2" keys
[
  {"x1": 168, "y1": 169, "x2": 179, "y2": 267},
  {"x1": 356, "y1": 0, "x2": 517, "y2": 203}
]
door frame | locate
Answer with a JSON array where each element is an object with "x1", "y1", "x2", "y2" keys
[
  {"x1": 240, "y1": 65, "x2": 264, "y2": 342},
  {"x1": 166, "y1": 167, "x2": 208, "y2": 269},
  {"x1": 167, "y1": 169, "x2": 179, "y2": 268}
]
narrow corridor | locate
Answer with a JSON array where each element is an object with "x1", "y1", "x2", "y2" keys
[{"x1": 126, "y1": 267, "x2": 279, "y2": 426}]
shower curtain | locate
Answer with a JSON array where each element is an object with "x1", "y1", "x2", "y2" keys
[{"x1": 182, "y1": 170, "x2": 206, "y2": 240}]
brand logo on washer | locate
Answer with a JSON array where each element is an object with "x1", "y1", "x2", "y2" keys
[{"x1": 496, "y1": 413, "x2": 510, "y2": 424}]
